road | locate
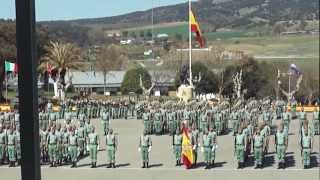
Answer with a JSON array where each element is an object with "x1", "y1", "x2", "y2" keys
[{"x1": 0, "y1": 113, "x2": 319, "y2": 180}]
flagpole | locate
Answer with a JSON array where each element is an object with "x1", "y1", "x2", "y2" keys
[{"x1": 188, "y1": 0, "x2": 192, "y2": 86}]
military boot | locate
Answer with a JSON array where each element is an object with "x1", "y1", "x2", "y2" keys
[{"x1": 107, "y1": 163, "x2": 111, "y2": 168}]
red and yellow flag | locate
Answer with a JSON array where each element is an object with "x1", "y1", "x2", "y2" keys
[
  {"x1": 182, "y1": 126, "x2": 194, "y2": 169},
  {"x1": 190, "y1": 10, "x2": 204, "y2": 48}
]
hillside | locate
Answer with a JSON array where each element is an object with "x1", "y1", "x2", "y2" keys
[
  {"x1": 37, "y1": 0, "x2": 319, "y2": 47},
  {"x1": 41, "y1": 0, "x2": 319, "y2": 30}
]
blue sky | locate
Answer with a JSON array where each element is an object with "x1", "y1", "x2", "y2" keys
[{"x1": 0, "y1": 0, "x2": 186, "y2": 21}]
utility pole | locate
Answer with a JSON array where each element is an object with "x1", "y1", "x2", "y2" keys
[{"x1": 15, "y1": 0, "x2": 41, "y2": 180}]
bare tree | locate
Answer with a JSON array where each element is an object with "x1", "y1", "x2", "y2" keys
[
  {"x1": 95, "y1": 44, "x2": 126, "y2": 94},
  {"x1": 280, "y1": 74, "x2": 303, "y2": 102},
  {"x1": 233, "y1": 69, "x2": 243, "y2": 99},
  {"x1": 139, "y1": 74, "x2": 155, "y2": 97}
]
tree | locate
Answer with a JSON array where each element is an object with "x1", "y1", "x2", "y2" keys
[
  {"x1": 121, "y1": 66, "x2": 152, "y2": 94},
  {"x1": 0, "y1": 20, "x2": 49, "y2": 102},
  {"x1": 298, "y1": 20, "x2": 308, "y2": 31},
  {"x1": 122, "y1": 31, "x2": 129, "y2": 38},
  {"x1": 174, "y1": 33, "x2": 183, "y2": 42},
  {"x1": 95, "y1": 44, "x2": 125, "y2": 94},
  {"x1": 175, "y1": 62, "x2": 218, "y2": 94},
  {"x1": 222, "y1": 57, "x2": 273, "y2": 99},
  {"x1": 146, "y1": 30, "x2": 153, "y2": 40},
  {"x1": 139, "y1": 31, "x2": 145, "y2": 39},
  {"x1": 272, "y1": 23, "x2": 286, "y2": 36},
  {"x1": 130, "y1": 32, "x2": 137, "y2": 39},
  {"x1": 39, "y1": 41, "x2": 81, "y2": 100}
]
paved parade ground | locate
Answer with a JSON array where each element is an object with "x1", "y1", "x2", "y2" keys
[{"x1": 1, "y1": 114, "x2": 319, "y2": 180}]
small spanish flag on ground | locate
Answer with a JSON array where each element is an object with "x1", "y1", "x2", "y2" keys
[
  {"x1": 182, "y1": 126, "x2": 194, "y2": 169},
  {"x1": 190, "y1": 10, "x2": 204, "y2": 48}
]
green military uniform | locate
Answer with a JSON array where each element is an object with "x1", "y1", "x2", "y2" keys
[
  {"x1": 168, "y1": 112, "x2": 176, "y2": 136},
  {"x1": 49, "y1": 113, "x2": 57, "y2": 126},
  {"x1": 209, "y1": 130, "x2": 217, "y2": 165},
  {"x1": 61, "y1": 130, "x2": 69, "y2": 162},
  {"x1": 47, "y1": 131, "x2": 58, "y2": 166},
  {"x1": 106, "y1": 132, "x2": 117, "y2": 168},
  {"x1": 65, "y1": 111, "x2": 72, "y2": 124},
  {"x1": 231, "y1": 111, "x2": 239, "y2": 135},
  {"x1": 76, "y1": 123, "x2": 86, "y2": 156},
  {"x1": 7, "y1": 131, "x2": 16, "y2": 166},
  {"x1": 253, "y1": 133, "x2": 264, "y2": 168},
  {"x1": 39, "y1": 111, "x2": 44, "y2": 129},
  {"x1": 191, "y1": 129, "x2": 199, "y2": 164},
  {"x1": 139, "y1": 133, "x2": 152, "y2": 168},
  {"x1": 173, "y1": 133, "x2": 182, "y2": 166},
  {"x1": 88, "y1": 132, "x2": 99, "y2": 167},
  {"x1": 282, "y1": 111, "x2": 291, "y2": 131},
  {"x1": 298, "y1": 111, "x2": 306, "y2": 130},
  {"x1": 217, "y1": 112, "x2": 223, "y2": 135},
  {"x1": 313, "y1": 110, "x2": 320, "y2": 135},
  {"x1": 154, "y1": 112, "x2": 162, "y2": 135},
  {"x1": 200, "y1": 113, "x2": 208, "y2": 133},
  {"x1": 261, "y1": 125, "x2": 271, "y2": 154},
  {"x1": 202, "y1": 132, "x2": 212, "y2": 168},
  {"x1": 0, "y1": 129, "x2": 6, "y2": 164},
  {"x1": 235, "y1": 131, "x2": 246, "y2": 168},
  {"x1": 68, "y1": 132, "x2": 78, "y2": 167},
  {"x1": 275, "y1": 131, "x2": 287, "y2": 168},
  {"x1": 301, "y1": 134, "x2": 312, "y2": 168},
  {"x1": 15, "y1": 130, "x2": 21, "y2": 165},
  {"x1": 101, "y1": 111, "x2": 110, "y2": 135},
  {"x1": 40, "y1": 129, "x2": 48, "y2": 163},
  {"x1": 263, "y1": 111, "x2": 272, "y2": 126},
  {"x1": 56, "y1": 129, "x2": 63, "y2": 165},
  {"x1": 142, "y1": 112, "x2": 150, "y2": 134}
]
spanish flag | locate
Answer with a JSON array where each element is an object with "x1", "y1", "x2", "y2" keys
[
  {"x1": 190, "y1": 10, "x2": 204, "y2": 48},
  {"x1": 182, "y1": 126, "x2": 194, "y2": 169}
]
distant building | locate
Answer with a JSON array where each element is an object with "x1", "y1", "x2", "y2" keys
[
  {"x1": 69, "y1": 71, "x2": 125, "y2": 95},
  {"x1": 69, "y1": 70, "x2": 176, "y2": 95},
  {"x1": 221, "y1": 49, "x2": 244, "y2": 60},
  {"x1": 156, "y1": 33, "x2": 169, "y2": 39}
]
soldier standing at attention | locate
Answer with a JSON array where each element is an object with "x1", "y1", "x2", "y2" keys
[
  {"x1": 68, "y1": 128, "x2": 78, "y2": 168},
  {"x1": 101, "y1": 109, "x2": 110, "y2": 136},
  {"x1": 7, "y1": 127, "x2": 16, "y2": 167},
  {"x1": 209, "y1": 127, "x2": 217, "y2": 167},
  {"x1": 40, "y1": 127, "x2": 48, "y2": 164},
  {"x1": 47, "y1": 127, "x2": 58, "y2": 167},
  {"x1": 172, "y1": 129, "x2": 182, "y2": 166},
  {"x1": 300, "y1": 125, "x2": 312, "y2": 169},
  {"x1": 191, "y1": 124, "x2": 199, "y2": 165},
  {"x1": 253, "y1": 128, "x2": 264, "y2": 169},
  {"x1": 143, "y1": 110, "x2": 150, "y2": 134},
  {"x1": 202, "y1": 129, "x2": 212, "y2": 169},
  {"x1": 55, "y1": 124, "x2": 63, "y2": 166},
  {"x1": 260, "y1": 122, "x2": 271, "y2": 154},
  {"x1": 298, "y1": 107, "x2": 306, "y2": 133},
  {"x1": 106, "y1": 129, "x2": 117, "y2": 168},
  {"x1": 275, "y1": 123, "x2": 288, "y2": 169},
  {"x1": 0, "y1": 126, "x2": 6, "y2": 165},
  {"x1": 231, "y1": 110, "x2": 239, "y2": 136},
  {"x1": 139, "y1": 129, "x2": 152, "y2": 168},
  {"x1": 88, "y1": 127, "x2": 99, "y2": 168},
  {"x1": 14, "y1": 126, "x2": 21, "y2": 165},
  {"x1": 234, "y1": 127, "x2": 246, "y2": 169},
  {"x1": 77, "y1": 121, "x2": 86, "y2": 157},
  {"x1": 282, "y1": 107, "x2": 291, "y2": 133},
  {"x1": 313, "y1": 107, "x2": 320, "y2": 135}
]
